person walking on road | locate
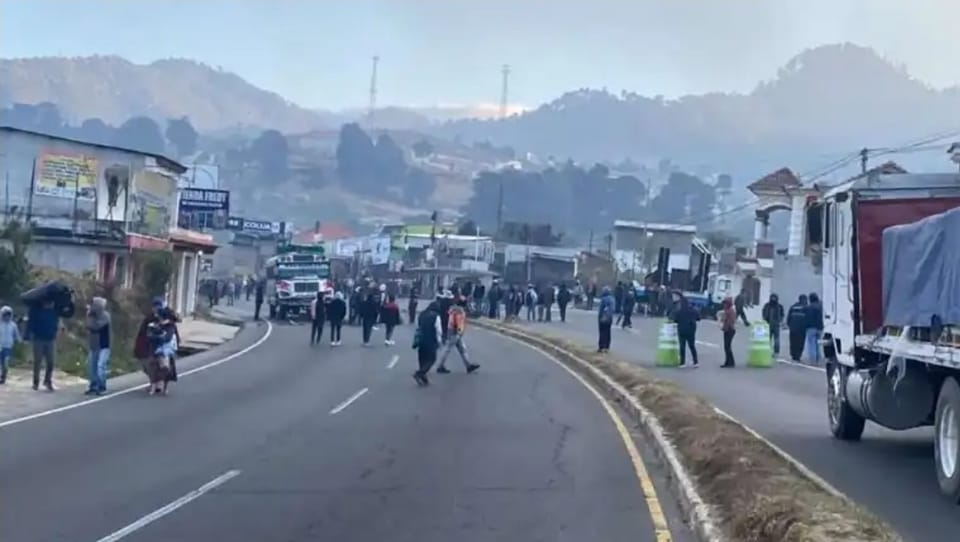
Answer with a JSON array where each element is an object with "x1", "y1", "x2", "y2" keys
[
  {"x1": 804, "y1": 292, "x2": 824, "y2": 363},
  {"x1": 328, "y1": 291, "x2": 346, "y2": 346},
  {"x1": 437, "y1": 301, "x2": 480, "y2": 374},
  {"x1": 761, "y1": 293, "x2": 785, "y2": 356},
  {"x1": 309, "y1": 291, "x2": 327, "y2": 346},
  {"x1": 786, "y1": 294, "x2": 808, "y2": 361},
  {"x1": 621, "y1": 287, "x2": 635, "y2": 329},
  {"x1": 254, "y1": 279, "x2": 265, "y2": 321},
  {"x1": 0, "y1": 305, "x2": 21, "y2": 384},
  {"x1": 734, "y1": 289, "x2": 751, "y2": 326},
  {"x1": 26, "y1": 298, "x2": 60, "y2": 391},
  {"x1": 412, "y1": 301, "x2": 443, "y2": 386},
  {"x1": 407, "y1": 284, "x2": 419, "y2": 324},
  {"x1": 671, "y1": 296, "x2": 699, "y2": 368},
  {"x1": 597, "y1": 286, "x2": 615, "y2": 353},
  {"x1": 381, "y1": 295, "x2": 401, "y2": 346},
  {"x1": 557, "y1": 283, "x2": 571, "y2": 322},
  {"x1": 360, "y1": 292, "x2": 379, "y2": 346},
  {"x1": 720, "y1": 297, "x2": 737, "y2": 368},
  {"x1": 84, "y1": 297, "x2": 111, "y2": 395}
]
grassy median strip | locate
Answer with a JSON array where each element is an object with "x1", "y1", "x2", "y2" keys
[{"x1": 477, "y1": 320, "x2": 901, "y2": 542}]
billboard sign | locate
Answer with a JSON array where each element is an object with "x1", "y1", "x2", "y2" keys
[
  {"x1": 33, "y1": 151, "x2": 98, "y2": 200},
  {"x1": 227, "y1": 216, "x2": 283, "y2": 235},
  {"x1": 177, "y1": 188, "x2": 230, "y2": 230}
]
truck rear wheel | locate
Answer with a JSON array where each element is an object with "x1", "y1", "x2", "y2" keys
[
  {"x1": 935, "y1": 377, "x2": 960, "y2": 502},
  {"x1": 827, "y1": 362, "x2": 866, "y2": 440}
]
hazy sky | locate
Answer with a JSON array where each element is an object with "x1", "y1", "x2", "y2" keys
[{"x1": 2, "y1": 0, "x2": 958, "y2": 110}]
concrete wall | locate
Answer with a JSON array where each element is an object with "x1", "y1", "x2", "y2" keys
[{"x1": 26, "y1": 242, "x2": 99, "y2": 275}]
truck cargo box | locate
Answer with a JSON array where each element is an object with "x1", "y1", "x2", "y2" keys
[{"x1": 882, "y1": 206, "x2": 960, "y2": 327}]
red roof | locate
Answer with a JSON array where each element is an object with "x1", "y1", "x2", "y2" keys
[
  {"x1": 748, "y1": 167, "x2": 802, "y2": 192},
  {"x1": 293, "y1": 223, "x2": 354, "y2": 243}
]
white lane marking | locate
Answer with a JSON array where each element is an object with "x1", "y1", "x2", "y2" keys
[
  {"x1": 695, "y1": 340, "x2": 718, "y2": 348},
  {"x1": 330, "y1": 387, "x2": 369, "y2": 414},
  {"x1": 776, "y1": 357, "x2": 825, "y2": 372},
  {"x1": 0, "y1": 322, "x2": 274, "y2": 430},
  {"x1": 93, "y1": 469, "x2": 241, "y2": 542},
  {"x1": 387, "y1": 354, "x2": 399, "y2": 370}
]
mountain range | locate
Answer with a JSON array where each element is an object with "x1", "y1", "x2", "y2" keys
[
  {"x1": 438, "y1": 43, "x2": 960, "y2": 181},
  {"x1": 3, "y1": 43, "x2": 959, "y2": 186}
]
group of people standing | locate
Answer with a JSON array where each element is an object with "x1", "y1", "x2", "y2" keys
[{"x1": 307, "y1": 284, "x2": 405, "y2": 348}]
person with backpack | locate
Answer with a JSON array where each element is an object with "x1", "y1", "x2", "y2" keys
[
  {"x1": 437, "y1": 301, "x2": 480, "y2": 374},
  {"x1": 597, "y1": 286, "x2": 615, "y2": 353},
  {"x1": 381, "y1": 295, "x2": 401, "y2": 346},
  {"x1": 412, "y1": 302, "x2": 444, "y2": 386},
  {"x1": 525, "y1": 285, "x2": 538, "y2": 322}
]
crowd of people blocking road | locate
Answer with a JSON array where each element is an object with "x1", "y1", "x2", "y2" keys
[{"x1": 588, "y1": 280, "x2": 825, "y2": 369}]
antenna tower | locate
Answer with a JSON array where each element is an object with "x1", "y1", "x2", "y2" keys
[
  {"x1": 499, "y1": 64, "x2": 511, "y2": 119},
  {"x1": 368, "y1": 55, "x2": 380, "y2": 126}
]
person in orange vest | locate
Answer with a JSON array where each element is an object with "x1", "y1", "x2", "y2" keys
[{"x1": 437, "y1": 296, "x2": 480, "y2": 374}]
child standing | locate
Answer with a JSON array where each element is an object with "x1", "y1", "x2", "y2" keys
[{"x1": 0, "y1": 305, "x2": 21, "y2": 384}]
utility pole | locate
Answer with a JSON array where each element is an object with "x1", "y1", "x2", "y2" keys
[
  {"x1": 499, "y1": 64, "x2": 511, "y2": 119},
  {"x1": 368, "y1": 55, "x2": 380, "y2": 127},
  {"x1": 860, "y1": 147, "x2": 869, "y2": 174},
  {"x1": 495, "y1": 180, "x2": 504, "y2": 238},
  {"x1": 588, "y1": 229, "x2": 594, "y2": 252}
]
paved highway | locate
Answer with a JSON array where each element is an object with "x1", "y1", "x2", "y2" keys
[
  {"x1": 527, "y1": 307, "x2": 954, "y2": 542},
  {"x1": 0, "y1": 319, "x2": 693, "y2": 542}
]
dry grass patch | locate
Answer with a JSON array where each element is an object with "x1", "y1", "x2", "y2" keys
[{"x1": 481, "y1": 321, "x2": 901, "y2": 542}]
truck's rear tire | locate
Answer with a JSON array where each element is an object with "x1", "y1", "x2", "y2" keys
[
  {"x1": 278, "y1": 306, "x2": 288, "y2": 320},
  {"x1": 935, "y1": 377, "x2": 960, "y2": 502},
  {"x1": 827, "y1": 362, "x2": 866, "y2": 440}
]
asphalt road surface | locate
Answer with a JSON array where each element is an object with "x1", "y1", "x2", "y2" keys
[
  {"x1": 526, "y1": 307, "x2": 954, "y2": 542},
  {"x1": 0, "y1": 319, "x2": 694, "y2": 542}
]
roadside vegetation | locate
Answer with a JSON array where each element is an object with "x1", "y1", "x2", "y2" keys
[
  {"x1": 0, "y1": 222, "x2": 173, "y2": 379},
  {"x1": 479, "y1": 320, "x2": 901, "y2": 542}
]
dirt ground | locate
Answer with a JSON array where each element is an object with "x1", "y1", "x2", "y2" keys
[{"x1": 486, "y1": 321, "x2": 902, "y2": 542}]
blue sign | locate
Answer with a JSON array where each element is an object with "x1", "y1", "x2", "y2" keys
[{"x1": 178, "y1": 189, "x2": 230, "y2": 230}]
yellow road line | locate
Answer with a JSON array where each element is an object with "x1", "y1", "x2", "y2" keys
[{"x1": 497, "y1": 331, "x2": 674, "y2": 541}]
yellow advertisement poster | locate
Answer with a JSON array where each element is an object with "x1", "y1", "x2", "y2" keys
[{"x1": 33, "y1": 152, "x2": 99, "y2": 200}]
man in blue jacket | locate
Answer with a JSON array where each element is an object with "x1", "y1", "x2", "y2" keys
[
  {"x1": 597, "y1": 287, "x2": 615, "y2": 353},
  {"x1": 27, "y1": 299, "x2": 60, "y2": 391}
]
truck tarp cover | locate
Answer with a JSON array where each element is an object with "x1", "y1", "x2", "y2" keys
[{"x1": 882, "y1": 206, "x2": 960, "y2": 327}]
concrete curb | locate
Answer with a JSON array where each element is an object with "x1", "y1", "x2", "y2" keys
[
  {"x1": 204, "y1": 310, "x2": 246, "y2": 328},
  {"x1": 475, "y1": 320, "x2": 725, "y2": 542}
]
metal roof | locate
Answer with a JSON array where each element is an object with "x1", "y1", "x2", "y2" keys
[{"x1": 0, "y1": 125, "x2": 187, "y2": 174}]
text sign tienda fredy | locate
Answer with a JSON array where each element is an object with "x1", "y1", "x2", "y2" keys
[{"x1": 179, "y1": 188, "x2": 230, "y2": 211}]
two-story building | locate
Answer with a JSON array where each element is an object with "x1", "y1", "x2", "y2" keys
[{"x1": 0, "y1": 126, "x2": 215, "y2": 311}]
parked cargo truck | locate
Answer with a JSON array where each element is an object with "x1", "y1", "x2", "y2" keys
[{"x1": 812, "y1": 171, "x2": 960, "y2": 500}]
